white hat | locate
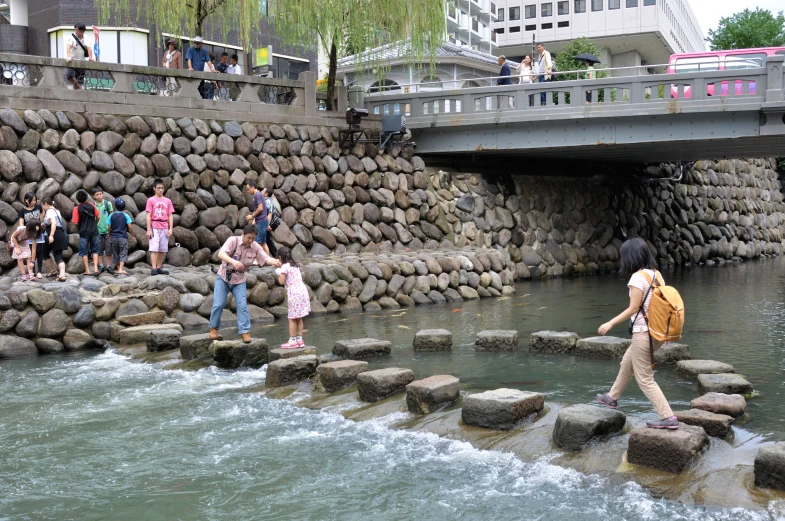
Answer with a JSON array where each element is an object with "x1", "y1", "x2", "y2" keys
[{"x1": 193, "y1": 36, "x2": 203, "y2": 43}]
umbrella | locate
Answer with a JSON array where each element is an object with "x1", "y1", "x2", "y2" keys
[{"x1": 575, "y1": 53, "x2": 601, "y2": 64}]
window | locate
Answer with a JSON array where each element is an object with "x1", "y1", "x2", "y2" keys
[
  {"x1": 525, "y1": 24, "x2": 537, "y2": 30},
  {"x1": 541, "y1": 23, "x2": 553, "y2": 29},
  {"x1": 421, "y1": 75, "x2": 442, "y2": 90},
  {"x1": 510, "y1": 6, "x2": 521, "y2": 19},
  {"x1": 592, "y1": 0, "x2": 603, "y2": 10},
  {"x1": 672, "y1": 56, "x2": 718, "y2": 73},
  {"x1": 558, "y1": 20, "x2": 570, "y2": 27},
  {"x1": 643, "y1": 0, "x2": 655, "y2": 4},
  {"x1": 724, "y1": 53, "x2": 766, "y2": 70},
  {"x1": 525, "y1": 5, "x2": 536, "y2": 18},
  {"x1": 448, "y1": 3, "x2": 457, "y2": 18},
  {"x1": 494, "y1": 27, "x2": 505, "y2": 33},
  {"x1": 542, "y1": 3, "x2": 552, "y2": 16},
  {"x1": 609, "y1": 0, "x2": 620, "y2": 9},
  {"x1": 575, "y1": 0, "x2": 586, "y2": 12},
  {"x1": 558, "y1": 1, "x2": 569, "y2": 14},
  {"x1": 626, "y1": 0, "x2": 637, "y2": 6},
  {"x1": 510, "y1": 26, "x2": 521, "y2": 32},
  {"x1": 497, "y1": 7, "x2": 505, "y2": 20}
]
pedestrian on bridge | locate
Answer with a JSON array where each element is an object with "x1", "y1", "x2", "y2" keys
[
  {"x1": 496, "y1": 55, "x2": 512, "y2": 109},
  {"x1": 536, "y1": 43, "x2": 553, "y2": 106}
]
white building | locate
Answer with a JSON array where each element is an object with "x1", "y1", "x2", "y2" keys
[{"x1": 492, "y1": 0, "x2": 705, "y2": 73}]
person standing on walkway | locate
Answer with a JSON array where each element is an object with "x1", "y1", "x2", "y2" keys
[
  {"x1": 145, "y1": 178, "x2": 175, "y2": 276},
  {"x1": 93, "y1": 187, "x2": 113, "y2": 274},
  {"x1": 584, "y1": 60, "x2": 596, "y2": 103},
  {"x1": 515, "y1": 55, "x2": 534, "y2": 84},
  {"x1": 496, "y1": 55, "x2": 512, "y2": 86},
  {"x1": 109, "y1": 198, "x2": 132, "y2": 275},
  {"x1": 66, "y1": 23, "x2": 94, "y2": 90},
  {"x1": 209, "y1": 224, "x2": 281, "y2": 343},
  {"x1": 276, "y1": 247, "x2": 310, "y2": 349},
  {"x1": 17, "y1": 192, "x2": 45, "y2": 279},
  {"x1": 536, "y1": 43, "x2": 553, "y2": 106},
  {"x1": 595, "y1": 237, "x2": 679, "y2": 430},
  {"x1": 185, "y1": 36, "x2": 211, "y2": 99},
  {"x1": 244, "y1": 181, "x2": 270, "y2": 255},
  {"x1": 161, "y1": 39, "x2": 182, "y2": 96},
  {"x1": 71, "y1": 189, "x2": 100, "y2": 276},
  {"x1": 41, "y1": 197, "x2": 68, "y2": 282},
  {"x1": 215, "y1": 52, "x2": 230, "y2": 100}
]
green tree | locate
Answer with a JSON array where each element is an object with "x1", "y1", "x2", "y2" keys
[
  {"x1": 706, "y1": 8, "x2": 785, "y2": 50},
  {"x1": 268, "y1": 0, "x2": 446, "y2": 111},
  {"x1": 553, "y1": 37, "x2": 608, "y2": 81}
]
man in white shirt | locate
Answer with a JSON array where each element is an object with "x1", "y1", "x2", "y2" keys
[
  {"x1": 66, "y1": 24, "x2": 95, "y2": 90},
  {"x1": 536, "y1": 42, "x2": 553, "y2": 106}
]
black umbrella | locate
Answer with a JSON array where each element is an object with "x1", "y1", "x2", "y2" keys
[{"x1": 575, "y1": 53, "x2": 601, "y2": 64}]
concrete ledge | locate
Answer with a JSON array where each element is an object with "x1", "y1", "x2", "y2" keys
[
  {"x1": 553, "y1": 404, "x2": 626, "y2": 451},
  {"x1": 627, "y1": 424, "x2": 708, "y2": 474},
  {"x1": 406, "y1": 375, "x2": 460, "y2": 414},
  {"x1": 461, "y1": 388, "x2": 544, "y2": 430}
]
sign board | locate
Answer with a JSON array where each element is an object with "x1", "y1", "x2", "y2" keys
[{"x1": 255, "y1": 45, "x2": 272, "y2": 67}]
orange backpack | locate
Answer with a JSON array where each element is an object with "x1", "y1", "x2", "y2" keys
[{"x1": 635, "y1": 270, "x2": 685, "y2": 367}]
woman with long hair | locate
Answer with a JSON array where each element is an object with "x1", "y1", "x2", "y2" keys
[{"x1": 41, "y1": 197, "x2": 68, "y2": 282}]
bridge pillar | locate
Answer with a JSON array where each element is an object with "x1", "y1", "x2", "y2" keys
[
  {"x1": 765, "y1": 56, "x2": 784, "y2": 103},
  {"x1": 348, "y1": 85, "x2": 364, "y2": 110}
]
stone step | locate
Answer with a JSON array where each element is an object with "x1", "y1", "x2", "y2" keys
[
  {"x1": 697, "y1": 373, "x2": 753, "y2": 395},
  {"x1": 529, "y1": 331, "x2": 579, "y2": 353},
  {"x1": 314, "y1": 360, "x2": 369, "y2": 393},
  {"x1": 406, "y1": 375, "x2": 460, "y2": 414},
  {"x1": 265, "y1": 355, "x2": 318, "y2": 388},
  {"x1": 179, "y1": 333, "x2": 217, "y2": 360},
  {"x1": 690, "y1": 392, "x2": 746, "y2": 418},
  {"x1": 674, "y1": 409, "x2": 734, "y2": 437},
  {"x1": 117, "y1": 323, "x2": 183, "y2": 345},
  {"x1": 574, "y1": 336, "x2": 631, "y2": 359},
  {"x1": 653, "y1": 342, "x2": 691, "y2": 366},
  {"x1": 356, "y1": 367, "x2": 415, "y2": 402},
  {"x1": 627, "y1": 424, "x2": 709, "y2": 473},
  {"x1": 676, "y1": 359, "x2": 736, "y2": 378},
  {"x1": 146, "y1": 329, "x2": 182, "y2": 352},
  {"x1": 210, "y1": 339, "x2": 268, "y2": 369},
  {"x1": 475, "y1": 330, "x2": 518, "y2": 352},
  {"x1": 552, "y1": 404, "x2": 626, "y2": 451},
  {"x1": 117, "y1": 310, "x2": 166, "y2": 326},
  {"x1": 413, "y1": 329, "x2": 453, "y2": 351},
  {"x1": 754, "y1": 442, "x2": 785, "y2": 491},
  {"x1": 332, "y1": 338, "x2": 392, "y2": 360},
  {"x1": 269, "y1": 346, "x2": 317, "y2": 362},
  {"x1": 461, "y1": 388, "x2": 544, "y2": 430}
]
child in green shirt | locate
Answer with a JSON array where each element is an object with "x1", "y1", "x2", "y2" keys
[{"x1": 92, "y1": 187, "x2": 114, "y2": 274}]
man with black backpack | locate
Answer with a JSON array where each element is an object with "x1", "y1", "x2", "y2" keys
[{"x1": 66, "y1": 24, "x2": 94, "y2": 90}]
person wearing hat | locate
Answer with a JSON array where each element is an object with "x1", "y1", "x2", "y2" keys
[
  {"x1": 66, "y1": 24, "x2": 95, "y2": 90},
  {"x1": 161, "y1": 39, "x2": 182, "y2": 96},
  {"x1": 185, "y1": 36, "x2": 212, "y2": 99},
  {"x1": 108, "y1": 198, "x2": 133, "y2": 275}
]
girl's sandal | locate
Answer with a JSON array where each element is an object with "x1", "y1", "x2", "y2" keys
[
  {"x1": 56, "y1": 276, "x2": 67, "y2": 282},
  {"x1": 45, "y1": 271, "x2": 58, "y2": 278}
]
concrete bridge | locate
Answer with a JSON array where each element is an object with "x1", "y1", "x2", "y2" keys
[{"x1": 362, "y1": 56, "x2": 785, "y2": 165}]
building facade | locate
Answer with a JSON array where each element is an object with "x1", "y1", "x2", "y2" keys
[
  {"x1": 446, "y1": 0, "x2": 500, "y2": 55},
  {"x1": 492, "y1": 0, "x2": 705, "y2": 73}
]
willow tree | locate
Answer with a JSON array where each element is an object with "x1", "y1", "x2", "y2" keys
[{"x1": 268, "y1": 0, "x2": 446, "y2": 111}]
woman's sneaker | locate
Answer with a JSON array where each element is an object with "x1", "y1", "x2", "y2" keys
[
  {"x1": 646, "y1": 416, "x2": 679, "y2": 430},
  {"x1": 280, "y1": 339, "x2": 299, "y2": 349},
  {"x1": 595, "y1": 394, "x2": 618, "y2": 409}
]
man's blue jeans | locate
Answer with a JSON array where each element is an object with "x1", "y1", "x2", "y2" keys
[
  {"x1": 209, "y1": 276, "x2": 251, "y2": 334},
  {"x1": 539, "y1": 75, "x2": 552, "y2": 105},
  {"x1": 256, "y1": 220, "x2": 268, "y2": 245}
]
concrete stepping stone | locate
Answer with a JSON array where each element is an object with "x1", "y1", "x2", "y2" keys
[
  {"x1": 690, "y1": 392, "x2": 746, "y2": 418},
  {"x1": 265, "y1": 355, "x2": 318, "y2": 388},
  {"x1": 269, "y1": 346, "x2": 317, "y2": 362},
  {"x1": 179, "y1": 333, "x2": 218, "y2": 360},
  {"x1": 553, "y1": 404, "x2": 627, "y2": 451},
  {"x1": 673, "y1": 409, "x2": 734, "y2": 437},
  {"x1": 627, "y1": 424, "x2": 709, "y2": 473},
  {"x1": 413, "y1": 329, "x2": 453, "y2": 351},
  {"x1": 475, "y1": 330, "x2": 519, "y2": 352},
  {"x1": 314, "y1": 360, "x2": 369, "y2": 393},
  {"x1": 146, "y1": 329, "x2": 182, "y2": 352},
  {"x1": 117, "y1": 310, "x2": 166, "y2": 326},
  {"x1": 357, "y1": 367, "x2": 415, "y2": 402},
  {"x1": 676, "y1": 360, "x2": 735, "y2": 378},
  {"x1": 117, "y1": 323, "x2": 183, "y2": 345},
  {"x1": 698, "y1": 373, "x2": 753, "y2": 395},
  {"x1": 406, "y1": 375, "x2": 460, "y2": 414},
  {"x1": 333, "y1": 338, "x2": 391, "y2": 359},
  {"x1": 530, "y1": 331, "x2": 579, "y2": 353},
  {"x1": 653, "y1": 342, "x2": 691, "y2": 366},
  {"x1": 461, "y1": 388, "x2": 544, "y2": 430},
  {"x1": 754, "y1": 442, "x2": 785, "y2": 491},
  {"x1": 210, "y1": 339, "x2": 268, "y2": 369},
  {"x1": 574, "y1": 336, "x2": 631, "y2": 359}
]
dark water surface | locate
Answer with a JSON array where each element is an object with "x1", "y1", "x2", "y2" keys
[{"x1": 2, "y1": 258, "x2": 785, "y2": 520}]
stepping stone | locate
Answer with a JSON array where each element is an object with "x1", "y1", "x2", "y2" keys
[
  {"x1": 698, "y1": 373, "x2": 753, "y2": 395},
  {"x1": 269, "y1": 346, "x2": 317, "y2": 362},
  {"x1": 333, "y1": 338, "x2": 391, "y2": 359},
  {"x1": 265, "y1": 355, "x2": 318, "y2": 388},
  {"x1": 530, "y1": 331, "x2": 579, "y2": 353},
  {"x1": 461, "y1": 388, "x2": 544, "y2": 430},
  {"x1": 210, "y1": 339, "x2": 268, "y2": 369},
  {"x1": 553, "y1": 404, "x2": 627, "y2": 451},
  {"x1": 179, "y1": 333, "x2": 218, "y2": 360},
  {"x1": 475, "y1": 330, "x2": 518, "y2": 352},
  {"x1": 406, "y1": 375, "x2": 460, "y2": 414},
  {"x1": 676, "y1": 360, "x2": 735, "y2": 378},
  {"x1": 117, "y1": 323, "x2": 183, "y2": 345},
  {"x1": 117, "y1": 310, "x2": 166, "y2": 326},
  {"x1": 356, "y1": 367, "x2": 415, "y2": 402},
  {"x1": 574, "y1": 336, "x2": 631, "y2": 359},
  {"x1": 627, "y1": 424, "x2": 709, "y2": 474},
  {"x1": 690, "y1": 392, "x2": 746, "y2": 418},
  {"x1": 653, "y1": 342, "x2": 691, "y2": 366},
  {"x1": 146, "y1": 329, "x2": 182, "y2": 352},
  {"x1": 315, "y1": 360, "x2": 369, "y2": 393},
  {"x1": 754, "y1": 442, "x2": 785, "y2": 491},
  {"x1": 673, "y1": 409, "x2": 734, "y2": 437},
  {"x1": 413, "y1": 329, "x2": 452, "y2": 351}
]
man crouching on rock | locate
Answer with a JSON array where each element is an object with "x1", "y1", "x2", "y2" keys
[{"x1": 210, "y1": 223, "x2": 281, "y2": 343}]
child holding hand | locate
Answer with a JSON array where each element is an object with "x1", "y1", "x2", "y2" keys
[
  {"x1": 10, "y1": 220, "x2": 40, "y2": 281},
  {"x1": 275, "y1": 247, "x2": 310, "y2": 349}
]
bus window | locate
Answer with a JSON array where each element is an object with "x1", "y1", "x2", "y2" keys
[
  {"x1": 724, "y1": 53, "x2": 766, "y2": 70},
  {"x1": 673, "y1": 56, "x2": 719, "y2": 73}
]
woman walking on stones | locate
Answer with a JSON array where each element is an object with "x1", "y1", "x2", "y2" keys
[
  {"x1": 209, "y1": 224, "x2": 281, "y2": 343},
  {"x1": 595, "y1": 237, "x2": 679, "y2": 430},
  {"x1": 276, "y1": 247, "x2": 310, "y2": 349},
  {"x1": 41, "y1": 197, "x2": 68, "y2": 282}
]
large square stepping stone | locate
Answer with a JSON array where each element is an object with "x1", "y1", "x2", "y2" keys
[
  {"x1": 698, "y1": 373, "x2": 753, "y2": 395},
  {"x1": 653, "y1": 342, "x2": 691, "y2": 366},
  {"x1": 461, "y1": 389, "x2": 544, "y2": 430},
  {"x1": 179, "y1": 333, "x2": 218, "y2": 360},
  {"x1": 755, "y1": 442, "x2": 785, "y2": 491},
  {"x1": 677, "y1": 360, "x2": 735, "y2": 378},
  {"x1": 674, "y1": 409, "x2": 734, "y2": 437},
  {"x1": 553, "y1": 404, "x2": 627, "y2": 451},
  {"x1": 574, "y1": 336, "x2": 631, "y2": 359},
  {"x1": 475, "y1": 330, "x2": 519, "y2": 352},
  {"x1": 269, "y1": 346, "x2": 317, "y2": 362},
  {"x1": 210, "y1": 339, "x2": 268, "y2": 369},
  {"x1": 627, "y1": 424, "x2": 709, "y2": 473},
  {"x1": 118, "y1": 323, "x2": 183, "y2": 345},
  {"x1": 690, "y1": 392, "x2": 746, "y2": 418},
  {"x1": 265, "y1": 355, "x2": 318, "y2": 388},
  {"x1": 530, "y1": 331, "x2": 579, "y2": 353},
  {"x1": 333, "y1": 338, "x2": 392, "y2": 359},
  {"x1": 146, "y1": 329, "x2": 182, "y2": 352},
  {"x1": 406, "y1": 375, "x2": 460, "y2": 414},
  {"x1": 314, "y1": 360, "x2": 369, "y2": 393},
  {"x1": 413, "y1": 329, "x2": 453, "y2": 351},
  {"x1": 357, "y1": 367, "x2": 415, "y2": 402}
]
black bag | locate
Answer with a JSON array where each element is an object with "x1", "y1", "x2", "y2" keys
[{"x1": 268, "y1": 200, "x2": 281, "y2": 230}]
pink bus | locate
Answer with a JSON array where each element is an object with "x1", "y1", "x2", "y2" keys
[{"x1": 668, "y1": 47, "x2": 785, "y2": 98}]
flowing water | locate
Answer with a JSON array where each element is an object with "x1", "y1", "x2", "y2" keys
[{"x1": 2, "y1": 258, "x2": 785, "y2": 520}]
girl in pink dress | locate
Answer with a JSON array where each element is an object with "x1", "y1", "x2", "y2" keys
[{"x1": 275, "y1": 247, "x2": 310, "y2": 348}]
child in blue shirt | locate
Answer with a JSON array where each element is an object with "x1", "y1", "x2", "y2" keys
[{"x1": 108, "y1": 198, "x2": 133, "y2": 275}]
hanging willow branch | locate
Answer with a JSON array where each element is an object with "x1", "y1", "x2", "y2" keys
[{"x1": 268, "y1": 0, "x2": 446, "y2": 110}]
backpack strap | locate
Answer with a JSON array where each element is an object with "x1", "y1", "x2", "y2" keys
[{"x1": 632, "y1": 270, "x2": 658, "y2": 369}]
